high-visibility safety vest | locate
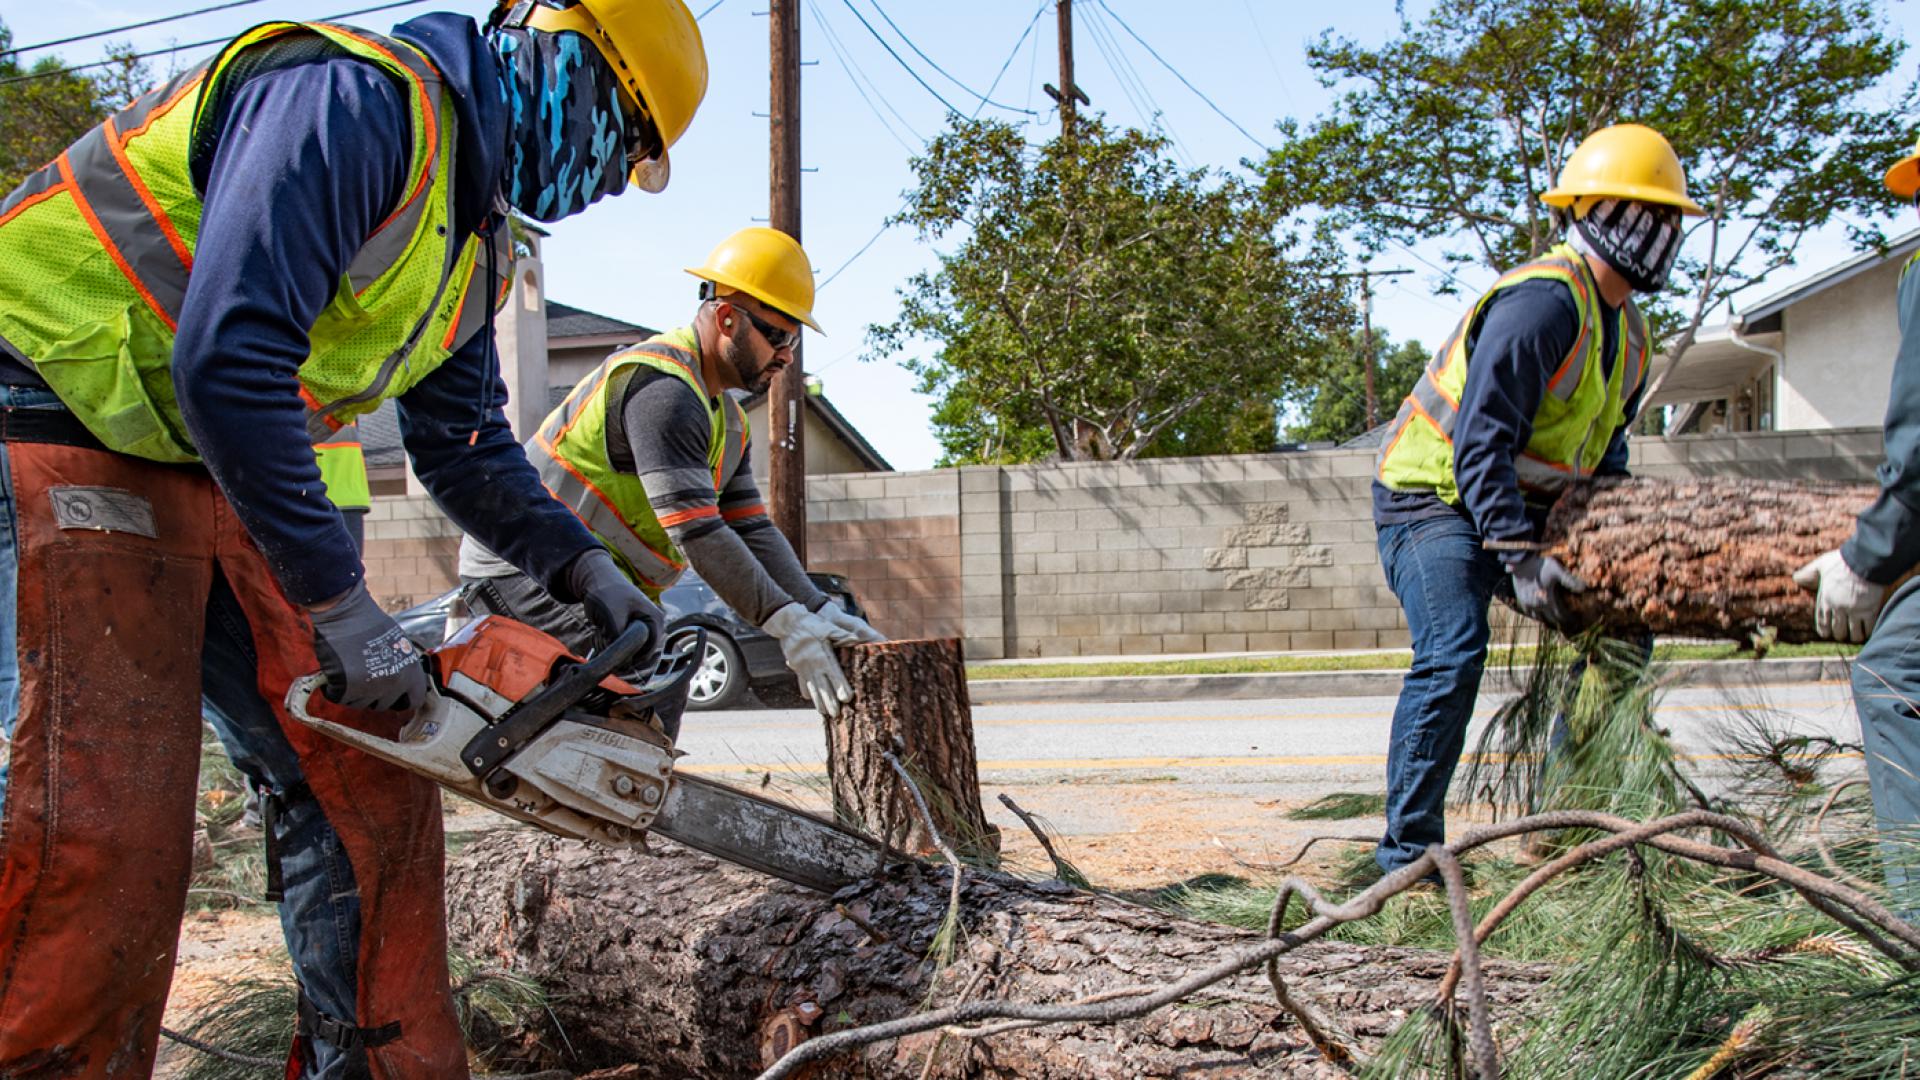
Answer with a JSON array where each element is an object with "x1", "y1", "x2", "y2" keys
[
  {"x1": 527, "y1": 327, "x2": 750, "y2": 597},
  {"x1": 314, "y1": 420, "x2": 371, "y2": 511},
  {"x1": 0, "y1": 21, "x2": 511, "y2": 464},
  {"x1": 1376, "y1": 243, "x2": 1649, "y2": 506}
]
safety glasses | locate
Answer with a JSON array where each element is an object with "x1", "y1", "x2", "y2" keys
[{"x1": 734, "y1": 303, "x2": 799, "y2": 351}]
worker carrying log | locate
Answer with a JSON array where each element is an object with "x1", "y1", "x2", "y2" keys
[
  {"x1": 1794, "y1": 132, "x2": 1920, "y2": 916},
  {"x1": 0, "y1": 0, "x2": 708, "y2": 1074},
  {"x1": 458, "y1": 227, "x2": 886, "y2": 728},
  {"x1": 1368, "y1": 123, "x2": 1705, "y2": 880}
]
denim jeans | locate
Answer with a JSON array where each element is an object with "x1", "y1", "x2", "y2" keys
[
  {"x1": 1852, "y1": 575, "x2": 1920, "y2": 920},
  {"x1": 1375, "y1": 511, "x2": 1508, "y2": 873}
]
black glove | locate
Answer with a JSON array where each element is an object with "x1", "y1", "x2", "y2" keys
[
  {"x1": 309, "y1": 580, "x2": 429, "y2": 711},
  {"x1": 566, "y1": 548, "x2": 664, "y2": 661},
  {"x1": 1509, "y1": 554, "x2": 1587, "y2": 632}
]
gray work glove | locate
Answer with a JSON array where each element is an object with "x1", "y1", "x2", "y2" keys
[
  {"x1": 1509, "y1": 554, "x2": 1587, "y2": 632},
  {"x1": 1794, "y1": 549, "x2": 1886, "y2": 644},
  {"x1": 309, "y1": 579, "x2": 428, "y2": 712},
  {"x1": 816, "y1": 603, "x2": 886, "y2": 645},
  {"x1": 764, "y1": 601, "x2": 853, "y2": 717},
  {"x1": 566, "y1": 548, "x2": 664, "y2": 661}
]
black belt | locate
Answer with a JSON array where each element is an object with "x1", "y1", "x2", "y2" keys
[
  {"x1": 0, "y1": 405, "x2": 105, "y2": 451},
  {"x1": 296, "y1": 990, "x2": 402, "y2": 1051}
]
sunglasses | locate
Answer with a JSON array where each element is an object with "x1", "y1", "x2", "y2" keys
[{"x1": 732, "y1": 303, "x2": 800, "y2": 351}]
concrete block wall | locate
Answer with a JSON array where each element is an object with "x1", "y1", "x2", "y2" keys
[{"x1": 360, "y1": 426, "x2": 1883, "y2": 647}]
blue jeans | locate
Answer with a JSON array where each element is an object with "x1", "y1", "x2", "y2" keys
[
  {"x1": 1852, "y1": 575, "x2": 1920, "y2": 919},
  {"x1": 1375, "y1": 512, "x2": 1508, "y2": 873}
]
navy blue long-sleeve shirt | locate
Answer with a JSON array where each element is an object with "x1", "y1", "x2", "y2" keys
[
  {"x1": 1372, "y1": 279, "x2": 1641, "y2": 565},
  {"x1": 1843, "y1": 260, "x2": 1920, "y2": 583},
  {"x1": 163, "y1": 14, "x2": 597, "y2": 605}
]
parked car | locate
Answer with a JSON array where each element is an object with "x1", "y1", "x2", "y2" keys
[{"x1": 392, "y1": 569, "x2": 868, "y2": 711}]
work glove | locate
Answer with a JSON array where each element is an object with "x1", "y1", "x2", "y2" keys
[
  {"x1": 566, "y1": 548, "x2": 665, "y2": 660},
  {"x1": 309, "y1": 580, "x2": 429, "y2": 712},
  {"x1": 816, "y1": 602, "x2": 886, "y2": 645},
  {"x1": 764, "y1": 601, "x2": 853, "y2": 718},
  {"x1": 1509, "y1": 554, "x2": 1587, "y2": 633},
  {"x1": 1793, "y1": 549, "x2": 1886, "y2": 644}
]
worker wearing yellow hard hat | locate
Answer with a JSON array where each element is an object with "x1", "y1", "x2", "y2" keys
[
  {"x1": 459, "y1": 227, "x2": 880, "y2": 730},
  {"x1": 1370, "y1": 123, "x2": 1700, "y2": 879},
  {"x1": 1796, "y1": 132, "x2": 1920, "y2": 915},
  {"x1": 0, "y1": 0, "x2": 708, "y2": 1073}
]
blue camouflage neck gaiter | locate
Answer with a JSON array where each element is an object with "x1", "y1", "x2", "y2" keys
[{"x1": 491, "y1": 27, "x2": 629, "y2": 222}]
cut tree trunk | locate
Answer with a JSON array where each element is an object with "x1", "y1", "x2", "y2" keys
[
  {"x1": 1536, "y1": 476, "x2": 1876, "y2": 643},
  {"x1": 445, "y1": 832, "x2": 1552, "y2": 1079},
  {"x1": 828, "y1": 639, "x2": 999, "y2": 860}
]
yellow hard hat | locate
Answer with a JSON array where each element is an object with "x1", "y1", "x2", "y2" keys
[
  {"x1": 685, "y1": 227, "x2": 822, "y2": 333},
  {"x1": 524, "y1": 0, "x2": 708, "y2": 193},
  {"x1": 1540, "y1": 123, "x2": 1705, "y2": 217},
  {"x1": 1887, "y1": 134, "x2": 1920, "y2": 199}
]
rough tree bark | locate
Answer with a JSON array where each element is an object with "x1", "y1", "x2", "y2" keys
[
  {"x1": 1536, "y1": 476, "x2": 1876, "y2": 643},
  {"x1": 446, "y1": 832, "x2": 1551, "y2": 1079},
  {"x1": 827, "y1": 639, "x2": 999, "y2": 860}
]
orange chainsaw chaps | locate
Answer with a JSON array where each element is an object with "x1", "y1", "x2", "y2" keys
[
  {"x1": 434, "y1": 614, "x2": 640, "y2": 703},
  {"x1": 214, "y1": 527, "x2": 469, "y2": 1080},
  {"x1": 0, "y1": 443, "x2": 215, "y2": 1079}
]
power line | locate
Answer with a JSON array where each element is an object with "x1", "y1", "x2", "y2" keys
[
  {"x1": 1080, "y1": 1, "x2": 1192, "y2": 167},
  {"x1": 0, "y1": 0, "x2": 436, "y2": 87},
  {"x1": 1092, "y1": 0, "x2": 1269, "y2": 152},
  {"x1": 806, "y1": 0, "x2": 921, "y2": 151},
  {"x1": 972, "y1": 0, "x2": 1049, "y2": 120},
  {"x1": 863, "y1": 0, "x2": 1033, "y2": 115},
  {"x1": 835, "y1": 0, "x2": 961, "y2": 116},
  {"x1": 696, "y1": 0, "x2": 728, "y2": 18},
  {"x1": 1237, "y1": 0, "x2": 1296, "y2": 117},
  {"x1": 2, "y1": 0, "x2": 266, "y2": 60}
]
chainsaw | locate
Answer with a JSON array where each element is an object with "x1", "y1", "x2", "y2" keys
[{"x1": 285, "y1": 616, "x2": 886, "y2": 893}]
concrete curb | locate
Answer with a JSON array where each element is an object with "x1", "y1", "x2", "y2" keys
[{"x1": 967, "y1": 656, "x2": 1854, "y2": 705}]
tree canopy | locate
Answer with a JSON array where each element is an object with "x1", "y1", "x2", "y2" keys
[
  {"x1": 1, "y1": 19, "x2": 150, "y2": 196},
  {"x1": 1260, "y1": 0, "x2": 1914, "y2": 363},
  {"x1": 1284, "y1": 330, "x2": 1429, "y2": 447},
  {"x1": 869, "y1": 116, "x2": 1347, "y2": 466}
]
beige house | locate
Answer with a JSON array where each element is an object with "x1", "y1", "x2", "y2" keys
[{"x1": 1647, "y1": 229, "x2": 1918, "y2": 434}]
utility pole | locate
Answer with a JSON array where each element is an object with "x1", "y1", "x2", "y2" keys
[
  {"x1": 768, "y1": 0, "x2": 807, "y2": 561},
  {"x1": 1332, "y1": 267, "x2": 1412, "y2": 430},
  {"x1": 1042, "y1": 0, "x2": 1088, "y2": 133}
]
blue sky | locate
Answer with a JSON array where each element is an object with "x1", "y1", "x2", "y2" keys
[{"x1": 7, "y1": 0, "x2": 1915, "y2": 469}]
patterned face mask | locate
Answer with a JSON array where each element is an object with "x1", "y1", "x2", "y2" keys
[
  {"x1": 1571, "y1": 197, "x2": 1684, "y2": 294},
  {"x1": 491, "y1": 27, "x2": 629, "y2": 222}
]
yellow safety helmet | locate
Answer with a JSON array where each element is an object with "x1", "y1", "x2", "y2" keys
[
  {"x1": 1540, "y1": 123, "x2": 1705, "y2": 217},
  {"x1": 523, "y1": 0, "x2": 708, "y2": 193},
  {"x1": 686, "y1": 227, "x2": 823, "y2": 333},
  {"x1": 1887, "y1": 134, "x2": 1920, "y2": 199}
]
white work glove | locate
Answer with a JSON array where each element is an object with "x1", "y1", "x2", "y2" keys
[
  {"x1": 817, "y1": 603, "x2": 886, "y2": 645},
  {"x1": 1794, "y1": 550, "x2": 1886, "y2": 643},
  {"x1": 763, "y1": 602, "x2": 853, "y2": 717}
]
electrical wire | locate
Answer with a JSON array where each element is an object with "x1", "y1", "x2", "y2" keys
[
  {"x1": 806, "y1": 0, "x2": 921, "y2": 151},
  {"x1": 835, "y1": 0, "x2": 960, "y2": 116},
  {"x1": 1080, "y1": 0, "x2": 1193, "y2": 167},
  {"x1": 1237, "y1": 0, "x2": 1296, "y2": 117},
  {"x1": 862, "y1": 0, "x2": 1033, "y2": 115},
  {"x1": 972, "y1": 0, "x2": 1048, "y2": 120},
  {"x1": 2, "y1": 0, "x2": 266, "y2": 60},
  {"x1": 1093, "y1": 0, "x2": 1269, "y2": 152},
  {"x1": 696, "y1": 0, "x2": 727, "y2": 18},
  {"x1": 0, "y1": 0, "x2": 437, "y2": 86}
]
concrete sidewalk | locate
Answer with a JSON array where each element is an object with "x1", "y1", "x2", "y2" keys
[{"x1": 966, "y1": 652, "x2": 1853, "y2": 705}]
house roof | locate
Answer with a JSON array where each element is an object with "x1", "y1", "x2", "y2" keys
[
  {"x1": 740, "y1": 388, "x2": 894, "y2": 473},
  {"x1": 1737, "y1": 228, "x2": 1920, "y2": 329},
  {"x1": 547, "y1": 301, "x2": 653, "y2": 341}
]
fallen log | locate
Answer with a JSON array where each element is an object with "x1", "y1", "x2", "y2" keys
[
  {"x1": 1536, "y1": 476, "x2": 1876, "y2": 643},
  {"x1": 445, "y1": 831, "x2": 1552, "y2": 1079}
]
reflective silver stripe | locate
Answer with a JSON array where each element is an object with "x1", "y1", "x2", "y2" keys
[
  {"x1": 1407, "y1": 372, "x2": 1458, "y2": 435},
  {"x1": 344, "y1": 74, "x2": 446, "y2": 293},
  {"x1": 0, "y1": 160, "x2": 63, "y2": 220},
  {"x1": 1514, "y1": 454, "x2": 1577, "y2": 492},
  {"x1": 114, "y1": 64, "x2": 206, "y2": 142},
  {"x1": 526, "y1": 439, "x2": 684, "y2": 585},
  {"x1": 716, "y1": 397, "x2": 748, "y2": 488},
  {"x1": 445, "y1": 227, "x2": 513, "y2": 352},
  {"x1": 1621, "y1": 303, "x2": 1648, "y2": 398},
  {"x1": 65, "y1": 125, "x2": 191, "y2": 326},
  {"x1": 313, "y1": 418, "x2": 360, "y2": 449}
]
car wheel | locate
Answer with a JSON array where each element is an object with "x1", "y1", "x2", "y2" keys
[{"x1": 679, "y1": 629, "x2": 747, "y2": 711}]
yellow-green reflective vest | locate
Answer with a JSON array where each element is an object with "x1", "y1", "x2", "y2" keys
[
  {"x1": 1376, "y1": 243, "x2": 1649, "y2": 506},
  {"x1": 0, "y1": 20, "x2": 511, "y2": 463},
  {"x1": 314, "y1": 421, "x2": 371, "y2": 511},
  {"x1": 526, "y1": 327, "x2": 750, "y2": 597}
]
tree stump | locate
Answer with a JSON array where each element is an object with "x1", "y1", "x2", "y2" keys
[
  {"x1": 827, "y1": 639, "x2": 999, "y2": 861},
  {"x1": 1536, "y1": 476, "x2": 1876, "y2": 643},
  {"x1": 445, "y1": 831, "x2": 1554, "y2": 1079}
]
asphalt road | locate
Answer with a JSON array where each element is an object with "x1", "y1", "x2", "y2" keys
[{"x1": 675, "y1": 679, "x2": 1864, "y2": 804}]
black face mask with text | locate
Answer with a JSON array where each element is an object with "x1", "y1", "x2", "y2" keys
[{"x1": 1572, "y1": 197, "x2": 1683, "y2": 294}]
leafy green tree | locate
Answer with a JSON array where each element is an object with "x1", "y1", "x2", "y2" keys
[
  {"x1": 1261, "y1": 0, "x2": 1914, "y2": 366},
  {"x1": 1285, "y1": 331, "x2": 1429, "y2": 446},
  {"x1": 869, "y1": 115, "x2": 1345, "y2": 465},
  {"x1": 1, "y1": 20, "x2": 151, "y2": 195}
]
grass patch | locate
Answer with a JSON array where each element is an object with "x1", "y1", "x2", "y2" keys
[
  {"x1": 967, "y1": 641, "x2": 1857, "y2": 681},
  {"x1": 1286, "y1": 792, "x2": 1388, "y2": 820}
]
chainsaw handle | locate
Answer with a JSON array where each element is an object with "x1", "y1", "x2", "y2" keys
[
  {"x1": 284, "y1": 672, "x2": 329, "y2": 726},
  {"x1": 460, "y1": 620, "x2": 656, "y2": 779}
]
